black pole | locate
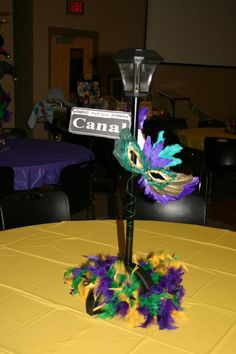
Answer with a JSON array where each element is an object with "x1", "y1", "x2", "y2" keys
[
  {"x1": 125, "y1": 96, "x2": 139, "y2": 266},
  {"x1": 124, "y1": 95, "x2": 154, "y2": 290}
]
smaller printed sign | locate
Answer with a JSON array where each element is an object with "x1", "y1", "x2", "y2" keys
[{"x1": 69, "y1": 107, "x2": 131, "y2": 139}]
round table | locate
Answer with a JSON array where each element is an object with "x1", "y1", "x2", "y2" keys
[
  {"x1": 0, "y1": 138, "x2": 94, "y2": 190},
  {"x1": 0, "y1": 220, "x2": 235, "y2": 353},
  {"x1": 177, "y1": 127, "x2": 236, "y2": 150}
]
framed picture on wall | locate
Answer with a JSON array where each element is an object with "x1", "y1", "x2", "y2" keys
[{"x1": 77, "y1": 75, "x2": 100, "y2": 107}]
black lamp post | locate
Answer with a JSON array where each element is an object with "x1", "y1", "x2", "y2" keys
[{"x1": 114, "y1": 48, "x2": 163, "y2": 276}]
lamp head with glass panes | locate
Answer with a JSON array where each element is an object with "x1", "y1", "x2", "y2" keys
[{"x1": 114, "y1": 48, "x2": 163, "y2": 97}]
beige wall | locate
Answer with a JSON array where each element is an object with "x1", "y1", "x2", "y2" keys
[
  {"x1": 13, "y1": 0, "x2": 147, "y2": 136},
  {"x1": 32, "y1": 0, "x2": 147, "y2": 102},
  {"x1": 3, "y1": 0, "x2": 236, "y2": 135},
  {"x1": 152, "y1": 64, "x2": 236, "y2": 128}
]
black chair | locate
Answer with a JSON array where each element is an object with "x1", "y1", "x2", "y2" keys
[
  {"x1": 135, "y1": 192, "x2": 206, "y2": 226},
  {"x1": 0, "y1": 189, "x2": 70, "y2": 230},
  {"x1": 0, "y1": 166, "x2": 14, "y2": 198},
  {"x1": 203, "y1": 137, "x2": 236, "y2": 199},
  {"x1": 61, "y1": 133, "x2": 121, "y2": 218},
  {"x1": 91, "y1": 137, "x2": 122, "y2": 219},
  {"x1": 58, "y1": 161, "x2": 95, "y2": 219},
  {"x1": 2, "y1": 128, "x2": 27, "y2": 139}
]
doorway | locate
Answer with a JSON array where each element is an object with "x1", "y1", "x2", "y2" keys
[{"x1": 49, "y1": 28, "x2": 99, "y2": 102}]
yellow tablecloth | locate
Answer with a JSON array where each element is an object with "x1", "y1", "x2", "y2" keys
[
  {"x1": 0, "y1": 220, "x2": 235, "y2": 353},
  {"x1": 177, "y1": 127, "x2": 236, "y2": 150}
]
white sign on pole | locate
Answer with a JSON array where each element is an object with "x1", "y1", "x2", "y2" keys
[{"x1": 69, "y1": 107, "x2": 131, "y2": 139}]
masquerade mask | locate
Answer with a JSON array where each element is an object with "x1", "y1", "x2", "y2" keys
[{"x1": 113, "y1": 128, "x2": 199, "y2": 204}]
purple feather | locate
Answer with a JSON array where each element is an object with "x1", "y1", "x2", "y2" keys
[
  {"x1": 116, "y1": 301, "x2": 129, "y2": 317},
  {"x1": 142, "y1": 136, "x2": 174, "y2": 168},
  {"x1": 97, "y1": 277, "x2": 114, "y2": 301},
  {"x1": 138, "y1": 107, "x2": 149, "y2": 129},
  {"x1": 138, "y1": 175, "x2": 199, "y2": 204},
  {"x1": 158, "y1": 298, "x2": 177, "y2": 330},
  {"x1": 138, "y1": 306, "x2": 154, "y2": 327},
  {"x1": 64, "y1": 254, "x2": 186, "y2": 330}
]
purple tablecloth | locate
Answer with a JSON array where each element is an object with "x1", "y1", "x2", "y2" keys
[{"x1": 0, "y1": 138, "x2": 95, "y2": 190}]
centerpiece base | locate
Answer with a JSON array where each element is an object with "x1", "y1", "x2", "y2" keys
[{"x1": 64, "y1": 252, "x2": 187, "y2": 329}]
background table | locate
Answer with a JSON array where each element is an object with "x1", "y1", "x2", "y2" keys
[
  {"x1": 0, "y1": 138, "x2": 94, "y2": 190},
  {"x1": 177, "y1": 127, "x2": 236, "y2": 150},
  {"x1": 0, "y1": 220, "x2": 235, "y2": 353}
]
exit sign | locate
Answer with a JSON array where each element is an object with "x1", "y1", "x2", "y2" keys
[{"x1": 67, "y1": 0, "x2": 84, "y2": 15}]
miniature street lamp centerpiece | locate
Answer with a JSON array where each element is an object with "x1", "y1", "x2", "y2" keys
[{"x1": 64, "y1": 48, "x2": 199, "y2": 329}]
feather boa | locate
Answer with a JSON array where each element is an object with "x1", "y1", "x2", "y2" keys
[{"x1": 64, "y1": 252, "x2": 187, "y2": 330}]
